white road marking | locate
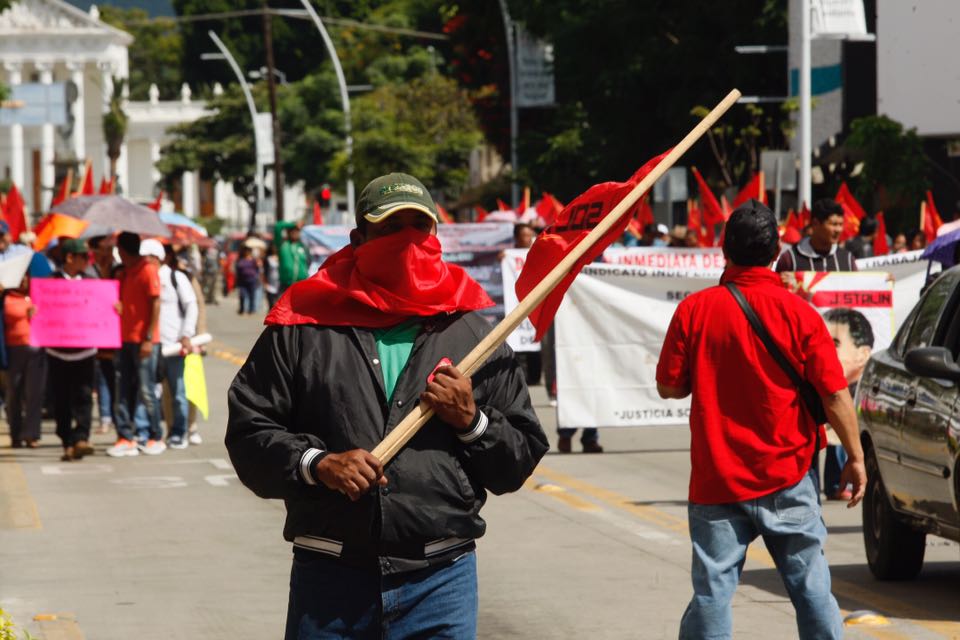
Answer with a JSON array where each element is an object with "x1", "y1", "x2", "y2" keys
[
  {"x1": 41, "y1": 464, "x2": 113, "y2": 475},
  {"x1": 204, "y1": 474, "x2": 238, "y2": 487}
]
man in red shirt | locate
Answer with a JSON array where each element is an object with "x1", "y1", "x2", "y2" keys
[
  {"x1": 107, "y1": 232, "x2": 164, "y2": 457},
  {"x1": 656, "y1": 201, "x2": 866, "y2": 639}
]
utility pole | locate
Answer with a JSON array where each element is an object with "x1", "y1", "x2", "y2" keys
[{"x1": 262, "y1": 0, "x2": 285, "y2": 221}]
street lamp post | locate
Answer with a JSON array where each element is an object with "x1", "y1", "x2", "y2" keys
[
  {"x1": 204, "y1": 31, "x2": 265, "y2": 226},
  {"x1": 498, "y1": 0, "x2": 519, "y2": 208},
  {"x1": 298, "y1": 0, "x2": 355, "y2": 218},
  {"x1": 799, "y1": 0, "x2": 812, "y2": 209}
]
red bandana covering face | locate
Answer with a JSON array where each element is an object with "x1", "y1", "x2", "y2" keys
[{"x1": 265, "y1": 227, "x2": 494, "y2": 327}]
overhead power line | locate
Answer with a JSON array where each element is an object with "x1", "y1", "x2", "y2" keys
[{"x1": 124, "y1": 8, "x2": 449, "y2": 41}]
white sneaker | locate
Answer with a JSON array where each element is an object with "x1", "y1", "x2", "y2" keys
[
  {"x1": 139, "y1": 439, "x2": 167, "y2": 455},
  {"x1": 168, "y1": 436, "x2": 188, "y2": 450},
  {"x1": 188, "y1": 432, "x2": 203, "y2": 446},
  {"x1": 106, "y1": 439, "x2": 140, "y2": 457}
]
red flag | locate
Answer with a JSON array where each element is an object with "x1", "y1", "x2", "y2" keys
[
  {"x1": 785, "y1": 209, "x2": 804, "y2": 236},
  {"x1": 691, "y1": 167, "x2": 725, "y2": 224},
  {"x1": 437, "y1": 203, "x2": 454, "y2": 224},
  {"x1": 636, "y1": 194, "x2": 654, "y2": 228},
  {"x1": 51, "y1": 169, "x2": 74, "y2": 206},
  {"x1": 835, "y1": 182, "x2": 865, "y2": 242},
  {"x1": 923, "y1": 191, "x2": 943, "y2": 242},
  {"x1": 147, "y1": 191, "x2": 163, "y2": 212},
  {"x1": 687, "y1": 198, "x2": 702, "y2": 235},
  {"x1": 98, "y1": 177, "x2": 116, "y2": 194},
  {"x1": 75, "y1": 159, "x2": 95, "y2": 196},
  {"x1": 874, "y1": 212, "x2": 890, "y2": 255},
  {"x1": 720, "y1": 194, "x2": 732, "y2": 220},
  {"x1": 4, "y1": 183, "x2": 27, "y2": 241},
  {"x1": 517, "y1": 187, "x2": 531, "y2": 215},
  {"x1": 312, "y1": 200, "x2": 324, "y2": 225},
  {"x1": 496, "y1": 198, "x2": 510, "y2": 212},
  {"x1": 515, "y1": 150, "x2": 669, "y2": 339},
  {"x1": 474, "y1": 205, "x2": 489, "y2": 222},
  {"x1": 733, "y1": 172, "x2": 768, "y2": 208},
  {"x1": 798, "y1": 202, "x2": 811, "y2": 229},
  {"x1": 535, "y1": 192, "x2": 564, "y2": 227}
]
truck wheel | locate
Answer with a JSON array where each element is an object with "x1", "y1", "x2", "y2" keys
[{"x1": 862, "y1": 450, "x2": 926, "y2": 580}]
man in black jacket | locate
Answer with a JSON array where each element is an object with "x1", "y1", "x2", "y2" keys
[{"x1": 226, "y1": 173, "x2": 548, "y2": 640}]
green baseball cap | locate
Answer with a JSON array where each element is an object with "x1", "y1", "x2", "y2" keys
[
  {"x1": 61, "y1": 238, "x2": 89, "y2": 254},
  {"x1": 355, "y1": 173, "x2": 439, "y2": 226}
]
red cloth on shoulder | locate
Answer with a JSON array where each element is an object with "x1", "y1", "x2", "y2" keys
[{"x1": 265, "y1": 227, "x2": 493, "y2": 328}]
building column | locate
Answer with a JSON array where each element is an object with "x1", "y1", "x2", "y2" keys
[
  {"x1": 3, "y1": 62, "x2": 24, "y2": 188},
  {"x1": 150, "y1": 140, "x2": 161, "y2": 189},
  {"x1": 182, "y1": 171, "x2": 197, "y2": 218},
  {"x1": 36, "y1": 62, "x2": 55, "y2": 210},
  {"x1": 66, "y1": 62, "x2": 85, "y2": 162}
]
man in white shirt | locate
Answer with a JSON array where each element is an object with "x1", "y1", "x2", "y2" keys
[{"x1": 140, "y1": 240, "x2": 198, "y2": 449}]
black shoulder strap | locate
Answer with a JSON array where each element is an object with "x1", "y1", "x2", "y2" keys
[
  {"x1": 170, "y1": 268, "x2": 186, "y2": 318},
  {"x1": 724, "y1": 282, "x2": 804, "y2": 388}
]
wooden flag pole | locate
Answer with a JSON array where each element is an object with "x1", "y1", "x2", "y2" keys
[{"x1": 372, "y1": 88, "x2": 742, "y2": 465}]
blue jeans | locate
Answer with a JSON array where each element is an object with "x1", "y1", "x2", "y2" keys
[
  {"x1": 96, "y1": 357, "x2": 115, "y2": 422},
  {"x1": 680, "y1": 469, "x2": 841, "y2": 640},
  {"x1": 822, "y1": 445, "x2": 848, "y2": 496},
  {"x1": 162, "y1": 355, "x2": 188, "y2": 439},
  {"x1": 285, "y1": 551, "x2": 478, "y2": 640},
  {"x1": 115, "y1": 342, "x2": 162, "y2": 442},
  {"x1": 238, "y1": 283, "x2": 258, "y2": 313}
]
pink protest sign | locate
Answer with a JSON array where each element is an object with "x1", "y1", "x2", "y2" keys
[{"x1": 29, "y1": 279, "x2": 121, "y2": 349}]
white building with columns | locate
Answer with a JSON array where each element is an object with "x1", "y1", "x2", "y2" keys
[{"x1": 1, "y1": 0, "x2": 301, "y2": 230}]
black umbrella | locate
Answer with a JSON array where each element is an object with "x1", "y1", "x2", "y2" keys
[{"x1": 51, "y1": 195, "x2": 171, "y2": 238}]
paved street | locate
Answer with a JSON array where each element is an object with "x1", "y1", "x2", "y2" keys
[{"x1": 1, "y1": 297, "x2": 958, "y2": 639}]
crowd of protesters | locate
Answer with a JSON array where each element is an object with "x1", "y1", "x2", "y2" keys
[{"x1": 0, "y1": 226, "x2": 210, "y2": 460}]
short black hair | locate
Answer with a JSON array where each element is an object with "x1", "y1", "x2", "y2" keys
[
  {"x1": 812, "y1": 199, "x2": 844, "y2": 223},
  {"x1": 723, "y1": 199, "x2": 779, "y2": 266},
  {"x1": 117, "y1": 231, "x2": 140, "y2": 256},
  {"x1": 823, "y1": 307, "x2": 874, "y2": 348},
  {"x1": 513, "y1": 222, "x2": 534, "y2": 241},
  {"x1": 858, "y1": 216, "x2": 878, "y2": 237},
  {"x1": 88, "y1": 235, "x2": 106, "y2": 250}
]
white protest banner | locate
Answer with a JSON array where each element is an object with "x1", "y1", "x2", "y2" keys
[
  {"x1": 796, "y1": 271, "x2": 894, "y2": 351},
  {"x1": 855, "y1": 250, "x2": 925, "y2": 328},
  {"x1": 0, "y1": 250, "x2": 33, "y2": 289},
  {"x1": 501, "y1": 248, "x2": 539, "y2": 352},
  {"x1": 603, "y1": 246, "x2": 725, "y2": 273},
  {"x1": 554, "y1": 263, "x2": 716, "y2": 428}
]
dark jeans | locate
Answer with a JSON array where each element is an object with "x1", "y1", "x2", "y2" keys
[
  {"x1": 285, "y1": 551, "x2": 478, "y2": 640},
  {"x1": 238, "y1": 283, "x2": 258, "y2": 314},
  {"x1": 115, "y1": 342, "x2": 162, "y2": 442},
  {"x1": 5, "y1": 345, "x2": 46, "y2": 443},
  {"x1": 822, "y1": 444, "x2": 848, "y2": 496},
  {"x1": 557, "y1": 427, "x2": 599, "y2": 444},
  {"x1": 49, "y1": 355, "x2": 95, "y2": 446}
]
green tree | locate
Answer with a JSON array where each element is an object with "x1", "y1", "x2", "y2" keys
[
  {"x1": 335, "y1": 72, "x2": 482, "y2": 203},
  {"x1": 98, "y1": 6, "x2": 184, "y2": 101},
  {"x1": 102, "y1": 78, "x2": 128, "y2": 179},
  {"x1": 845, "y1": 115, "x2": 929, "y2": 230},
  {"x1": 466, "y1": 0, "x2": 789, "y2": 201},
  {"x1": 157, "y1": 83, "x2": 259, "y2": 210}
]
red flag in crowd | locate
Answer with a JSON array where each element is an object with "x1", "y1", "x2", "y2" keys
[
  {"x1": 535, "y1": 192, "x2": 564, "y2": 227},
  {"x1": 515, "y1": 150, "x2": 670, "y2": 339},
  {"x1": 437, "y1": 203, "x2": 454, "y2": 224},
  {"x1": 797, "y1": 202, "x2": 811, "y2": 229},
  {"x1": 874, "y1": 212, "x2": 890, "y2": 255},
  {"x1": 517, "y1": 187, "x2": 531, "y2": 215},
  {"x1": 923, "y1": 190, "x2": 943, "y2": 242},
  {"x1": 474, "y1": 205, "x2": 489, "y2": 222},
  {"x1": 312, "y1": 200, "x2": 324, "y2": 225},
  {"x1": 147, "y1": 191, "x2": 163, "y2": 212},
  {"x1": 496, "y1": 198, "x2": 510, "y2": 212},
  {"x1": 51, "y1": 169, "x2": 74, "y2": 207},
  {"x1": 691, "y1": 166, "x2": 725, "y2": 224},
  {"x1": 3, "y1": 183, "x2": 27, "y2": 241},
  {"x1": 835, "y1": 182, "x2": 865, "y2": 242},
  {"x1": 784, "y1": 209, "x2": 805, "y2": 237},
  {"x1": 720, "y1": 194, "x2": 732, "y2": 220},
  {"x1": 733, "y1": 172, "x2": 767, "y2": 208},
  {"x1": 636, "y1": 193, "x2": 654, "y2": 228},
  {"x1": 687, "y1": 198, "x2": 702, "y2": 235},
  {"x1": 98, "y1": 176, "x2": 116, "y2": 194},
  {"x1": 75, "y1": 160, "x2": 95, "y2": 196}
]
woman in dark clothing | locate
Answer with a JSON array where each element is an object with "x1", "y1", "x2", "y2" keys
[{"x1": 234, "y1": 246, "x2": 261, "y2": 314}]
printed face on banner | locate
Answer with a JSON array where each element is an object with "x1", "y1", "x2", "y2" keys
[
  {"x1": 793, "y1": 272, "x2": 894, "y2": 353},
  {"x1": 824, "y1": 308, "x2": 875, "y2": 386}
]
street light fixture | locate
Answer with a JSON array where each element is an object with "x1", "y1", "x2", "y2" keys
[{"x1": 248, "y1": 66, "x2": 287, "y2": 85}]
